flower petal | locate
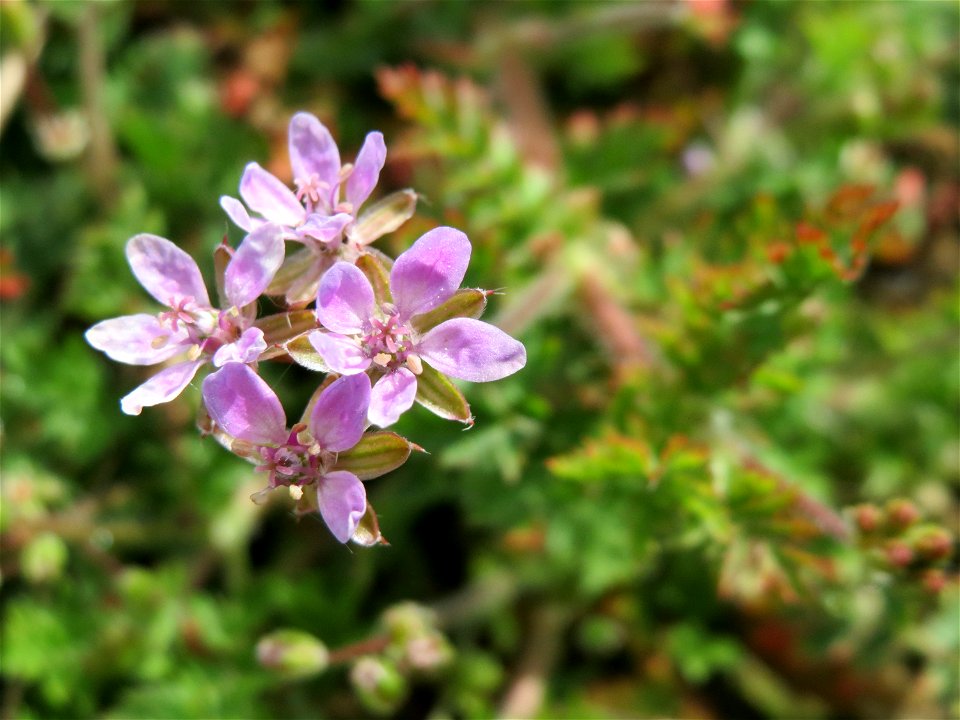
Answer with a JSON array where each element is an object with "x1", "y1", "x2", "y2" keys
[
  {"x1": 212, "y1": 327, "x2": 267, "y2": 367},
  {"x1": 225, "y1": 223, "x2": 286, "y2": 308},
  {"x1": 297, "y1": 212, "x2": 353, "y2": 247},
  {"x1": 316, "y1": 261, "x2": 375, "y2": 334},
  {"x1": 309, "y1": 372, "x2": 371, "y2": 452},
  {"x1": 120, "y1": 359, "x2": 205, "y2": 416},
  {"x1": 239, "y1": 162, "x2": 305, "y2": 228},
  {"x1": 85, "y1": 314, "x2": 189, "y2": 365},
  {"x1": 126, "y1": 234, "x2": 211, "y2": 308},
  {"x1": 308, "y1": 331, "x2": 371, "y2": 375},
  {"x1": 288, "y1": 112, "x2": 340, "y2": 191},
  {"x1": 368, "y1": 368, "x2": 417, "y2": 428},
  {"x1": 390, "y1": 227, "x2": 471, "y2": 319},
  {"x1": 418, "y1": 318, "x2": 526, "y2": 382},
  {"x1": 345, "y1": 131, "x2": 386, "y2": 210},
  {"x1": 317, "y1": 470, "x2": 366, "y2": 543},
  {"x1": 220, "y1": 195, "x2": 259, "y2": 233},
  {"x1": 201, "y1": 362, "x2": 287, "y2": 445}
]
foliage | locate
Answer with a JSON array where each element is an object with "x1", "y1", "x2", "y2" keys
[{"x1": 1, "y1": 1, "x2": 957, "y2": 718}]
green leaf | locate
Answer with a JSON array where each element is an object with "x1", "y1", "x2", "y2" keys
[
  {"x1": 285, "y1": 334, "x2": 331, "y2": 373},
  {"x1": 255, "y1": 310, "x2": 317, "y2": 347},
  {"x1": 357, "y1": 252, "x2": 392, "y2": 306},
  {"x1": 350, "y1": 188, "x2": 418, "y2": 245}
]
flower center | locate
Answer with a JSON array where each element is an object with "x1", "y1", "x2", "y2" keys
[
  {"x1": 294, "y1": 173, "x2": 330, "y2": 210},
  {"x1": 361, "y1": 304, "x2": 423, "y2": 375},
  {"x1": 256, "y1": 424, "x2": 335, "y2": 488}
]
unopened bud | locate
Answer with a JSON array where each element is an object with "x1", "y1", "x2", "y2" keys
[
  {"x1": 404, "y1": 631, "x2": 454, "y2": 674},
  {"x1": 886, "y1": 499, "x2": 920, "y2": 529},
  {"x1": 921, "y1": 568, "x2": 947, "y2": 594},
  {"x1": 256, "y1": 630, "x2": 329, "y2": 679},
  {"x1": 349, "y1": 189, "x2": 418, "y2": 245},
  {"x1": 853, "y1": 504, "x2": 882, "y2": 534},
  {"x1": 885, "y1": 540, "x2": 914, "y2": 568},
  {"x1": 382, "y1": 602, "x2": 437, "y2": 644},
  {"x1": 913, "y1": 527, "x2": 953, "y2": 561},
  {"x1": 350, "y1": 656, "x2": 407, "y2": 715}
]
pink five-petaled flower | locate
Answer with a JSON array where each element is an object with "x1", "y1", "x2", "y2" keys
[
  {"x1": 85, "y1": 227, "x2": 284, "y2": 415},
  {"x1": 220, "y1": 112, "x2": 393, "y2": 304},
  {"x1": 202, "y1": 363, "x2": 371, "y2": 543},
  {"x1": 308, "y1": 227, "x2": 527, "y2": 427}
]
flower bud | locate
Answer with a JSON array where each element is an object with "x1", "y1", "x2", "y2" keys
[
  {"x1": 913, "y1": 527, "x2": 953, "y2": 562},
  {"x1": 382, "y1": 602, "x2": 437, "y2": 644},
  {"x1": 256, "y1": 630, "x2": 329, "y2": 679},
  {"x1": 884, "y1": 540, "x2": 914, "y2": 568},
  {"x1": 886, "y1": 499, "x2": 920, "y2": 530},
  {"x1": 853, "y1": 504, "x2": 882, "y2": 534},
  {"x1": 404, "y1": 631, "x2": 454, "y2": 674},
  {"x1": 921, "y1": 568, "x2": 947, "y2": 594},
  {"x1": 350, "y1": 656, "x2": 408, "y2": 715}
]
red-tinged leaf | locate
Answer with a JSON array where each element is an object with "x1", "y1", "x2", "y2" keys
[
  {"x1": 356, "y1": 252, "x2": 392, "y2": 306},
  {"x1": 334, "y1": 431, "x2": 414, "y2": 480},
  {"x1": 414, "y1": 362, "x2": 472, "y2": 423},
  {"x1": 285, "y1": 334, "x2": 331, "y2": 373},
  {"x1": 410, "y1": 288, "x2": 488, "y2": 334}
]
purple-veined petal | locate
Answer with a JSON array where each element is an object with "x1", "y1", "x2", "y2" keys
[
  {"x1": 309, "y1": 372, "x2": 371, "y2": 452},
  {"x1": 345, "y1": 131, "x2": 386, "y2": 210},
  {"x1": 390, "y1": 227, "x2": 471, "y2": 319},
  {"x1": 368, "y1": 368, "x2": 417, "y2": 428},
  {"x1": 212, "y1": 327, "x2": 267, "y2": 367},
  {"x1": 85, "y1": 314, "x2": 190, "y2": 366},
  {"x1": 418, "y1": 318, "x2": 526, "y2": 382},
  {"x1": 308, "y1": 331, "x2": 370, "y2": 375},
  {"x1": 225, "y1": 223, "x2": 286, "y2": 308},
  {"x1": 201, "y1": 362, "x2": 287, "y2": 445},
  {"x1": 239, "y1": 162, "x2": 305, "y2": 228},
  {"x1": 316, "y1": 261, "x2": 375, "y2": 334},
  {"x1": 220, "y1": 195, "x2": 260, "y2": 233},
  {"x1": 120, "y1": 359, "x2": 205, "y2": 416},
  {"x1": 317, "y1": 470, "x2": 366, "y2": 543},
  {"x1": 126, "y1": 234, "x2": 211, "y2": 309},
  {"x1": 288, "y1": 112, "x2": 340, "y2": 191}
]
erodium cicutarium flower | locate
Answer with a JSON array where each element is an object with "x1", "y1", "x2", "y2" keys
[
  {"x1": 308, "y1": 226, "x2": 526, "y2": 427},
  {"x1": 202, "y1": 362, "x2": 371, "y2": 543},
  {"x1": 85, "y1": 227, "x2": 284, "y2": 414}
]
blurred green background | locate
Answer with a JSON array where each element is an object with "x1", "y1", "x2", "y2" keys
[{"x1": 1, "y1": 1, "x2": 957, "y2": 718}]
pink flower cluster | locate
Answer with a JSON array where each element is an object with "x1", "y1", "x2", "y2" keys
[{"x1": 86, "y1": 113, "x2": 525, "y2": 544}]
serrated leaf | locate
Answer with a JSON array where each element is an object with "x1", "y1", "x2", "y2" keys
[
  {"x1": 414, "y1": 363, "x2": 472, "y2": 423},
  {"x1": 285, "y1": 334, "x2": 331, "y2": 373},
  {"x1": 349, "y1": 189, "x2": 417, "y2": 245},
  {"x1": 335, "y1": 431, "x2": 413, "y2": 480},
  {"x1": 411, "y1": 288, "x2": 488, "y2": 334}
]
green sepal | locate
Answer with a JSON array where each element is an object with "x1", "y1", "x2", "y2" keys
[
  {"x1": 349, "y1": 189, "x2": 418, "y2": 245},
  {"x1": 335, "y1": 431, "x2": 415, "y2": 480},
  {"x1": 255, "y1": 310, "x2": 317, "y2": 345},
  {"x1": 213, "y1": 240, "x2": 232, "y2": 308},
  {"x1": 266, "y1": 246, "x2": 316, "y2": 296},
  {"x1": 357, "y1": 252, "x2": 392, "y2": 306},
  {"x1": 414, "y1": 363, "x2": 473, "y2": 424},
  {"x1": 285, "y1": 334, "x2": 331, "y2": 373},
  {"x1": 410, "y1": 288, "x2": 488, "y2": 334}
]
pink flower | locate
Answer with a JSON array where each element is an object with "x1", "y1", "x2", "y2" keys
[
  {"x1": 85, "y1": 227, "x2": 284, "y2": 415},
  {"x1": 309, "y1": 227, "x2": 526, "y2": 427},
  {"x1": 202, "y1": 363, "x2": 371, "y2": 543},
  {"x1": 220, "y1": 112, "x2": 406, "y2": 304}
]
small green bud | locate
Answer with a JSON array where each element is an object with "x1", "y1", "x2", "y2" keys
[
  {"x1": 20, "y1": 532, "x2": 68, "y2": 583},
  {"x1": 256, "y1": 630, "x2": 329, "y2": 679},
  {"x1": 350, "y1": 656, "x2": 408, "y2": 715},
  {"x1": 912, "y1": 527, "x2": 953, "y2": 562},
  {"x1": 382, "y1": 602, "x2": 437, "y2": 644}
]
